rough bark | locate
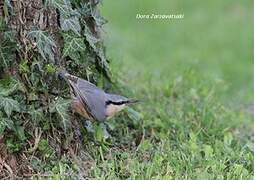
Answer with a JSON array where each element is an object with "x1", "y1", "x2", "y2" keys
[{"x1": 0, "y1": 0, "x2": 110, "y2": 177}]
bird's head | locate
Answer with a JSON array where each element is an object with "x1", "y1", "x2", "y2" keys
[{"x1": 105, "y1": 94, "x2": 138, "y2": 119}]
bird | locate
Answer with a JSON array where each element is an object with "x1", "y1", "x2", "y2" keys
[{"x1": 58, "y1": 70, "x2": 138, "y2": 122}]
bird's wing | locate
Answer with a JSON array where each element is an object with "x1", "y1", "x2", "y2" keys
[{"x1": 71, "y1": 78, "x2": 107, "y2": 121}]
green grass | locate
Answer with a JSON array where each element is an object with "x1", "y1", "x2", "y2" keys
[
  {"x1": 29, "y1": 0, "x2": 254, "y2": 179},
  {"x1": 79, "y1": 0, "x2": 254, "y2": 179}
]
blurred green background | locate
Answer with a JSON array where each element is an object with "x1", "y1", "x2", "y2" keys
[
  {"x1": 95, "y1": 1, "x2": 254, "y2": 178},
  {"x1": 101, "y1": 0, "x2": 254, "y2": 104}
]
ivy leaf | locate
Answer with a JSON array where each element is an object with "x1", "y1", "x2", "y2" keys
[
  {"x1": 0, "y1": 76, "x2": 21, "y2": 96},
  {"x1": 97, "y1": 47, "x2": 109, "y2": 68},
  {"x1": 84, "y1": 27, "x2": 99, "y2": 50},
  {"x1": 28, "y1": 106, "x2": 45, "y2": 124},
  {"x1": 46, "y1": 0, "x2": 81, "y2": 35},
  {"x1": 60, "y1": 15, "x2": 81, "y2": 36},
  {"x1": 83, "y1": 23, "x2": 110, "y2": 78},
  {"x1": 28, "y1": 28, "x2": 56, "y2": 62},
  {"x1": 0, "y1": 29, "x2": 16, "y2": 68},
  {"x1": 62, "y1": 32, "x2": 86, "y2": 60},
  {"x1": 49, "y1": 98, "x2": 71, "y2": 131},
  {"x1": 0, "y1": 113, "x2": 14, "y2": 135},
  {"x1": 91, "y1": 10, "x2": 107, "y2": 27},
  {"x1": 77, "y1": 3, "x2": 91, "y2": 17},
  {"x1": 0, "y1": 96, "x2": 20, "y2": 117},
  {"x1": 15, "y1": 126, "x2": 26, "y2": 141},
  {"x1": 45, "y1": 0, "x2": 72, "y2": 15}
]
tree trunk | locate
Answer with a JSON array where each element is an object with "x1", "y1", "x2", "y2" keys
[{"x1": 0, "y1": 0, "x2": 110, "y2": 177}]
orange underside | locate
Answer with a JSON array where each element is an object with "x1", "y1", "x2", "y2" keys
[{"x1": 71, "y1": 98, "x2": 91, "y2": 119}]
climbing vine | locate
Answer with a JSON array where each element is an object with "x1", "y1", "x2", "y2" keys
[{"x1": 0, "y1": 0, "x2": 111, "y2": 177}]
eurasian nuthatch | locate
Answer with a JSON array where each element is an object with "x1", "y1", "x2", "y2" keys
[{"x1": 58, "y1": 70, "x2": 137, "y2": 121}]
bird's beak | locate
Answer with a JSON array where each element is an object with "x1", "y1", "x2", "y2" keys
[
  {"x1": 127, "y1": 99, "x2": 139, "y2": 104},
  {"x1": 57, "y1": 69, "x2": 68, "y2": 79}
]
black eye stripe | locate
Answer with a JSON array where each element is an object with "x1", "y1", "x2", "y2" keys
[{"x1": 106, "y1": 100, "x2": 129, "y2": 105}]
